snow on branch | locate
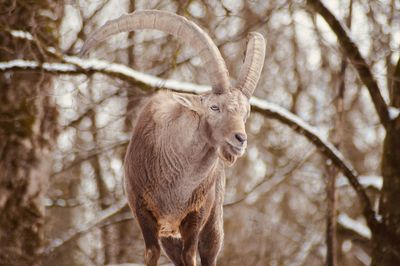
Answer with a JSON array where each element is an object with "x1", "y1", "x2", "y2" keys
[
  {"x1": 5, "y1": 29, "x2": 209, "y2": 93},
  {"x1": 338, "y1": 213, "x2": 371, "y2": 239},
  {"x1": 0, "y1": 58, "x2": 209, "y2": 94},
  {"x1": 9, "y1": 29, "x2": 34, "y2": 41},
  {"x1": 389, "y1": 106, "x2": 400, "y2": 120},
  {"x1": 251, "y1": 98, "x2": 378, "y2": 231},
  {"x1": 337, "y1": 175, "x2": 383, "y2": 190},
  {"x1": 0, "y1": 59, "x2": 76, "y2": 72}
]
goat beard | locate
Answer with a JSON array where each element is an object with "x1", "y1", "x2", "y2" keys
[{"x1": 218, "y1": 146, "x2": 237, "y2": 166}]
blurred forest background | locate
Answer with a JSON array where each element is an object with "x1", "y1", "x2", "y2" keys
[{"x1": 0, "y1": 0, "x2": 399, "y2": 265}]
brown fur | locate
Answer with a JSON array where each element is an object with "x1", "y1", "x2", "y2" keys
[{"x1": 124, "y1": 89, "x2": 250, "y2": 266}]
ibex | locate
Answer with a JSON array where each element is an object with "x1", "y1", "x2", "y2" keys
[{"x1": 81, "y1": 10, "x2": 265, "y2": 266}]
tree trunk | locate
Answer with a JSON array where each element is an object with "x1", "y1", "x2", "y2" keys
[
  {"x1": 89, "y1": 79, "x2": 113, "y2": 264},
  {"x1": 372, "y1": 59, "x2": 400, "y2": 265},
  {"x1": 0, "y1": 2, "x2": 60, "y2": 265}
]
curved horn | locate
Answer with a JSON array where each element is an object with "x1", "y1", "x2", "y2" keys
[
  {"x1": 80, "y1": 10, "x2": 230, "y2": 94},
  {"x1": 236, "y1": 32, "x2": 266, "y2": 98}
]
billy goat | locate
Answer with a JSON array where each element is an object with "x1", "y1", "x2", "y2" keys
[{"x1": 81, "y1": 10, "x2": 265, "y2": 266}]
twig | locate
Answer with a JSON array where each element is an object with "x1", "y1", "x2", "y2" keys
[
  {"x1": 250, "y1": 98, "x2": 379, "y2": 232},
  {"x1": 40, "y1": 200, "x2": 128, "y2": 255},
  {"x1": 306, "y1": 0, "x2": 390, "y2": 128}
]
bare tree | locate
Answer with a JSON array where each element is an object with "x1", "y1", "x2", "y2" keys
[
  {"x1": 307, "y1": 1, "x2": 400, "y2": 264},
  {"x1": 0, "y1": 1, "x2": 61, "y2": 265}
]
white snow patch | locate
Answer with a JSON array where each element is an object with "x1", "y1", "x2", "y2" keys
[
  {"x1": 10, "y1": 30, "x2": 33, "y2": 40},
  {"x1": 0, "y1": 59, "x2": 38, "y2": 69},
  {"x1": 0, "y1": 60, "x2": 76, "y2": 72},
  {"x1": 336, "y1": 175, "x2": 383, "y2": 190},
  {"x1": 375, "y1": 213, "x2": 383, "y2": 223},
  {"x1": 44, "y1": 62, "x2": 76, "y2": 72},
  {"x1": 64, "y1": 55, "x2": 210, "y2": 94},
  {"x1": 338, "y1": 213, "x2": 371, "y2": 239},
  {"x1": 388, "y1": 106, "x2": 400, "y2": 120}
]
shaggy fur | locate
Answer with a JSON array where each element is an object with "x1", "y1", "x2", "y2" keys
[
  {"x1": 81, "y1": 10, "x2": 265, "y2": 266},
  {"x1": 124, "y1": 90, "x2": 250, "y2": 266}
]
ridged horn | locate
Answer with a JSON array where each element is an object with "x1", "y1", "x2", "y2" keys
[
  {"x1": 80, "y1": 10, "x2": 230, "y2": 94},
  {"x1": 236, "y1": 32, "x2": 266, "y2": 98}
]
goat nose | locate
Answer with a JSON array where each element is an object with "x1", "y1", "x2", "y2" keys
[{"x1": 235, "y1": 133, "x2": 247, "y2": 144}]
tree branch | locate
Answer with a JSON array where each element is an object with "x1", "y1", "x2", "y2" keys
[
  {"x1": 250, "y1": 98, "x2": 379, "y2": 231},
  {"x1": 51, "y1": 140, "x2": 128, "y2": 177},
  {"x1": 307, "y1": 0, "x2": 390, "y2": 128},
  {"x1": 0, "y1": 58, "x2": 209, "y2": 94},
  {"x1": 40, "y1": 200, "x2": 129, "y2": 255},
  {"x1": 224, "y1": 148, "x2": 315, "y2": 207},
  {"x1": 391, "y1": 55, "x2": 400, "y2": 108}
]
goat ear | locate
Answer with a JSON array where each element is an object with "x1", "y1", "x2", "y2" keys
[{"x1": 173, "y1": 94, "x2": 201, "y2": 112}]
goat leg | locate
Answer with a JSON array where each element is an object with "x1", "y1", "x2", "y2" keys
[
  {"x1": 198, "y1": 204, "x2": 223, "y2": 266},
  {"x1": 161, "y1": 237, "x2": 184, "y2": 266},
  {"x1": 180, "y1": 210, "x2": 203, "y2": 266},
  {"x1": 135, "y1": 205, "x2": 161, "y2": 266}
]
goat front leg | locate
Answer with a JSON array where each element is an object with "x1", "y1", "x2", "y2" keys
[
  {"x1": 161, "y1": 237, "x2": 183, "y2": 266},
  {"x1": 180, "y1": 210, "x2": 203, "y2": 266},
  {"x1": 135, "y1": 204, "x2": 161, "y2": 266},
  {"x1": 198, "y1": 204, "x2": 223, "y2": 266}
]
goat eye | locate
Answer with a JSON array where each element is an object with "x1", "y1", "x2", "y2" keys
[{"x1": 210, "y1": 105, "x2": 220, "y2": 111}]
